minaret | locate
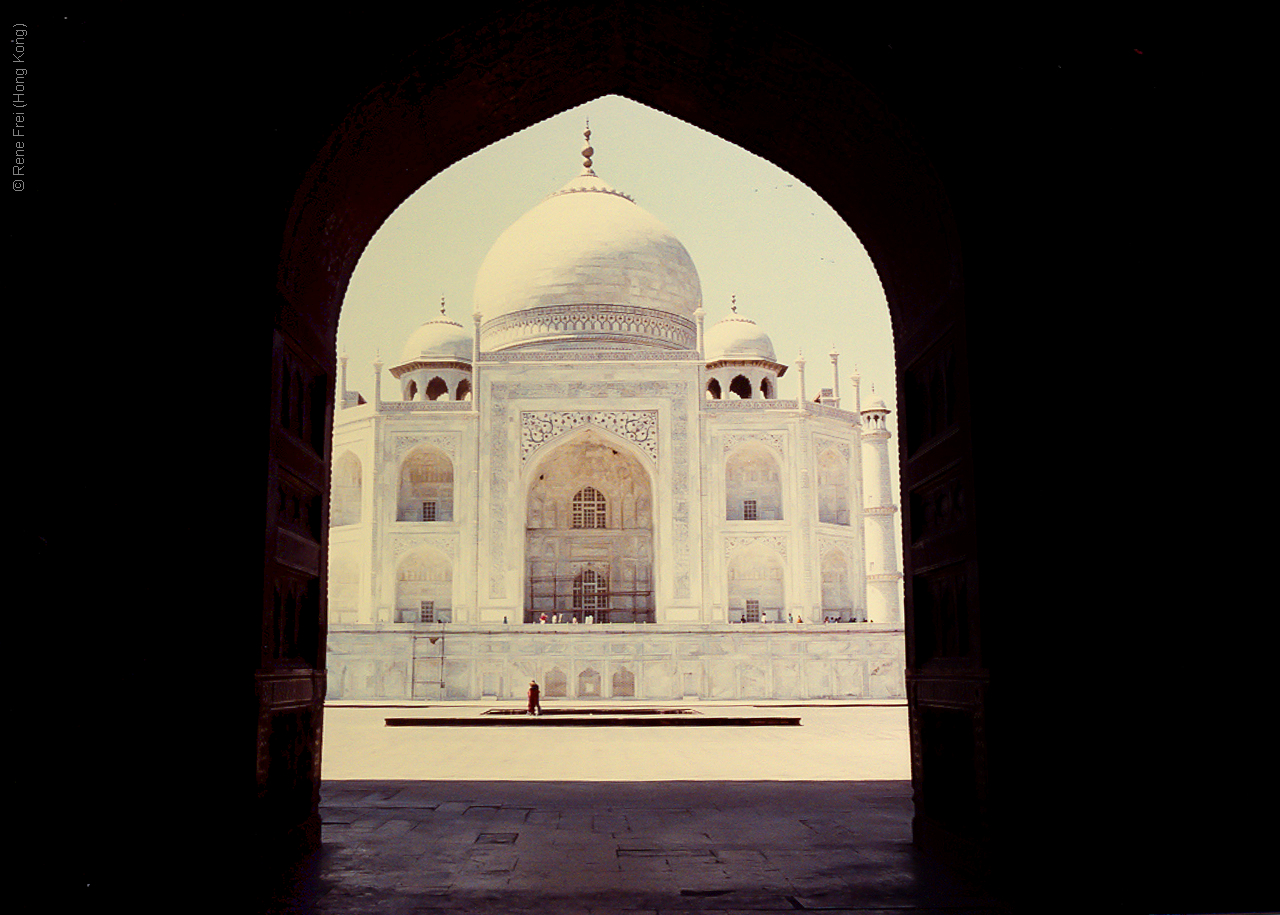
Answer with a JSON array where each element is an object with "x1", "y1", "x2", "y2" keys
[
  {"x1": 828, "y1": 345, "x2": 841, "y2": 408},
  {"x1": 795, "y1": 350, "x2": 807, "y2": 408},
  {"x1": 472, "y1": 310, "x2": 482, "y2": 410},
  {"x1": 372, "y1": 351, "x2": 383, "y2": 407},
  {"x1": 849, "y1": 366, "x2": 862, "y2": 415},
  {"x1": 339, "y1": 350, "x2": 349, "y2": 407},
  {"x1": 861, "y1": 386, "x2": 902, "y2": 625}
]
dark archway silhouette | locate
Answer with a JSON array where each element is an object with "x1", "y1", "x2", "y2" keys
[
  {"x1": 270, "y1": 3, "x2": 975, "y2": 898},
  {"x1": 40, "y1": 7, "x2": 1233, "y2": 914}
]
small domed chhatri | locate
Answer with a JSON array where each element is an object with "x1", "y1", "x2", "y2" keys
[
  {"x1": 703, "y1": 298, "x2": 787, "y2": 401},
  {"x1": 389, "y1": 299, "x2": 474, "y2": 402},
  {"x1": 474, "y1": 126, "x2": 702, "y2": 352},
  {"x1": 705, "y1": 300, "x2": 779, "y2": 362},
  {"x1": 329, "y1": 122, "x2": 902, "y2": 705},
  {"x1": 398, "y1": 300, "x2": 473, "y2": 363}
]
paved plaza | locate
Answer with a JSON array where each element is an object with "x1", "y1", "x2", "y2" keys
[
  {"x1": 320, "y1": 702, "x2": 912, "y2": 782},
  {"x1": 262, "y1": 702, "x2": 1002, "y2": 913}
]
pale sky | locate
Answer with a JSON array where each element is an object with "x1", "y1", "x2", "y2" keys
[{"x1": 337, "y1": 95, "x2": 902, "y2": 593}]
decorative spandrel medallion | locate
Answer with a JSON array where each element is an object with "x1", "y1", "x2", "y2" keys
[{"x1": 521, "y1": 410, "x2": 658, "y2": 465}]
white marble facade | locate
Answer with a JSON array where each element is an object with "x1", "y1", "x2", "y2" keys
[{"x1": 328, "y1": 136, "x2": 903, "y2": 700}]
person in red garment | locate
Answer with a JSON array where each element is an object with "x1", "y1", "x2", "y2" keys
[{"x1": 527, "y1": 680, "x2": 541, "y2": 716}]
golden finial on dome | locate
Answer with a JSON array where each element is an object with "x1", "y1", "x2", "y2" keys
[
  {"x1": 440, "y1": 295, "x2": 447, "y2": 317},
  {"x1": 730, "y1": 294, "x2": 737, "y2": 314},
  {"x1": 582, "y1": 119, "x2": 594, "y2": 171}
]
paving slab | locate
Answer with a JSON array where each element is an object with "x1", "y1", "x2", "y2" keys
[{"x1": 262, "y1": 704, "x2": 1002, "y2": 913}]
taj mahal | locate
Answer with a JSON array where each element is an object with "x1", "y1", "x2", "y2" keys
[{"x1": 326, "y1": 128, "x2": 904, "y2": 702}]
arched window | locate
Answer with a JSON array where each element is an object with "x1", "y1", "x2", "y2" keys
[
  {"x1": 707, "y1": 378, "x2": 722, "y2": 400},
  {"x1": 760, "y1": 377, "x2": 773, "y2": 399},
  {"x1": 426, "y1": 376, "x2": 448, "y2": 401},
  {"x1": 572, "y1": 486, "x2": 607, "y2": 529},
  {"x1": 573, "y1": 569, "x2": 606, "y2": 609},
  {"x1": 405, "y1": 380, "x2": 417, "y2": 401},
  {"x1": 455, "y1": 377, "x2": 471, "y2": 401},
  {"x1": 729, "y1": 374, "x2": 752, "y2": 399}
]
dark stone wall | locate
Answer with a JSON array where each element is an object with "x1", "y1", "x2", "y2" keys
[{"x1": 26, "y1": 7, "x2": 1265, "y2": 913}]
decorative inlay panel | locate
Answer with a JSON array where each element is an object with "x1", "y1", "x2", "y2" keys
[
  {"x1": 817, "y1": 536, "x2": 856, "y2": 562},
  {"x1": 394, "y1": 434, "x2": 459, "y2": 459},
  {"x1": 482, "y1": 304, "x2": 697, "y2": 352},
  {"x1": 724, "y1": 535, "x2": 788, "y2": 561},
  {"x1": 392, "y1": 535, "x2": 459, "y2": 558},
  {"x1": 521, "y1": 411, "x2": 658, "y2": 465},
  {"x1": 704, "y1": 399, "x2": 799, "y2": 411},
  {"x1": 813, "y1": 437, "x2": 852, "y2": 462},
  {"x1": 722, "y1": 432, "x2": 785, "y2": 456},
  {"x1": 480, "y1": 349, "x2": 701, "y2": 363}
]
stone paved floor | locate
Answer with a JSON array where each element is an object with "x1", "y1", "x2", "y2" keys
[{"x1": 263, "y1": 704, "x2": 1002, "y2": 913}]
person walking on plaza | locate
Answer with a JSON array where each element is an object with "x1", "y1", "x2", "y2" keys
[{"x1": 527, "y1": 680, "x2": 541, "y2": 716}]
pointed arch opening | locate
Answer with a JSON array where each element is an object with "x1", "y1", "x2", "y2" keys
[
  {"x1": 726, "y1": 443, "x2": 783, "y2": 521},
  {"x1": 525, "y1": 430, "x2": 654, "y2": 623},
  {"x1": 817, "y1": 447, "x2": 851, "y2": 525},
  {"x1": 395, "y1": 547, "x2": 453, "y2": 623},
  {"x1": 330, "y1": 451, "x2": 362, "y2": 526},
  {"x1": 727, "y1": 546, "x2": 785, "y2": 623},
  {"x1": 821, "y1": 550, "x2": 858, "y2": 622},
  {"x1": 397, "y1": 446, "x2": 453, "y2": 521},
  {"x1": 266, "y1": 3, "x2": 976, "y2": 884}
]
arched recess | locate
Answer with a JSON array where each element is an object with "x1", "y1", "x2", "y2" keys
[
  {"x1": 455, "y1": 377, "x2": 471, "y2": 401},
  {"x1": 394, "y1": 547, "x2": 453, "y2": 623},
  {"x1": 577, "y1": 667, "x2": 602, "y2": 698},
  {"x1": 816, "y1": 447, "x2": 850, "y2": 525},
  {"x1": 425, "y1": 377, "x2": 448, "y2": 401},
  {"x1": 612, "y1": 667, "x2": 636, "y2": 698},
  {"x1": 327, "y1": 552, "x2": 361, "y2": 624},
  {"x1": 524, "y1": 429, "x2": 654, "y2": 623},
  {"x1": 820, "y1": 550, "x2": 855, "y2": 621},
  {"x1": 726, "y1": 442, "x2": 784, "y2": 521},
  {"x1": 727, "y1": 546, "x2": 785, "y2": 622},
  {"x1": 706, "y1": 378, "x2": 722, "y2": 400},
  {"x1": 267, "y1": 1, "x2": 979, "y2": 886},
  {"x1": 729, "y1": 374, "x2": 752, "y2": 399},
  {"x1": 397, "y1": 446, "x2": 453, "y2": 521},
  {"x1": 330, "y1": 451, "x2": 362, "y2": 526}
]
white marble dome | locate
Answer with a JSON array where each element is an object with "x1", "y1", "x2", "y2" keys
[
  {"x1": 475, "y1": 170, "x2": 702, "y2": 352},
  {"x1": 862, "y1": 393, "x2": 890, "y2": 413},
  {"x1": 705, "y1": 312, "x2": 777, "y2": 362},
  {"x1": 400, "y1": 315, "x2": 472, "y2": 363}
]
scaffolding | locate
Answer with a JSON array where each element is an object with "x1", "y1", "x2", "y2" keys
[{"x1": 525, "y1": 564, "x2": 655, "y2": 623}]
